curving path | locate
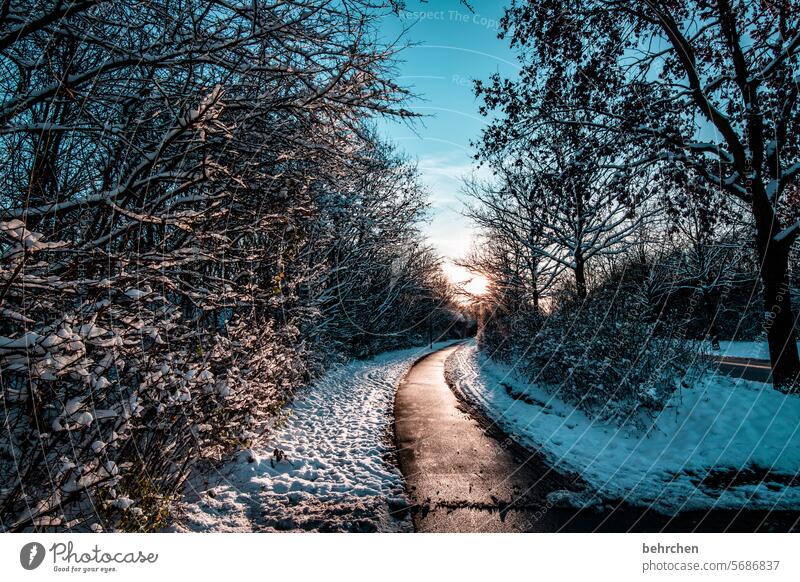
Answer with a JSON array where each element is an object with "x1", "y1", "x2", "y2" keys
[
  {"x1": 394, "y1": 345, "x2": 576, "y2": 532},
  {"x1": 394, "y1": 345, "x2": 800, "y2": 532}
]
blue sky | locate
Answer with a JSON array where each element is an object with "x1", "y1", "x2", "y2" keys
[{"x1": 376, "y1": 1, "x2": 518, "y2": 282}]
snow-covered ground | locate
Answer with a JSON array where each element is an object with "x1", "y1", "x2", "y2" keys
[
  {"x1": 173, "y1": 342, "x2": 455, "y2": 532},
  {"x1": 704, "y1": 340, "x2": 800, "y2": 360},
  {"x1": 446, "y1": 343, "x2": 800, "y2": 513}
]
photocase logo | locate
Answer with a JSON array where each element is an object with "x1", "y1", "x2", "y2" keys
[{"x1": 20, "y1": 542, "x2": 46, "y2": 570}]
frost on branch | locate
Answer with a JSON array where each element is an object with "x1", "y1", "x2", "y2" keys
[{"x1": 0, "y1": 0, "x2": 460, "y2": 532}]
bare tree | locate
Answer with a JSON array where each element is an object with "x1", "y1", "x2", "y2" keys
[
  {"x1": 0, "y1": 0, "x2": 456, "y2": 532},
  {"x1": 478, "y1": 0, "x2": 800, "y2": 387},
  {"x1": 469, "y1": 125, "x2": 658, "y2": 301}
]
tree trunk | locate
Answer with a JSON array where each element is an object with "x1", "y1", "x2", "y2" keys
[
  {"x1": 701, "y1": 287, "x2": 720, "y2": 350},
  {"x1": 758, "y1": 232, "x2": 800, "y2": 389},
  {"x1": 574, "y1": 252, "x2": 587, "y2": 300},
  {"x1": 530, "y1": 262, "x2": 540, "y2": 314}
]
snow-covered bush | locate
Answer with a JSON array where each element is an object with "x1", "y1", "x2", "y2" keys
[
  {"x1": 0, "y1": 255, "x2": 316, "y2": 531},
  {"x1": 481, "y1": 289, "x2": 702, "y2": 424},
  {"x1": 0, "y1": 0, "x2": 459, "y2": 532}
]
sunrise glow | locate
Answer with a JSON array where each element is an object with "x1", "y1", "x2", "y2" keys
[{"x1": 443, "y1": 262, "x2": 490, "y2": 297}]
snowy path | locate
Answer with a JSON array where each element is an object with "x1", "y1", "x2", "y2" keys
[
  {"x1": 173, "y1": 343, "x2": 455, "y2": 532},
  {"x1": 395, "y1": 345, "x2": 576, "y2": 532},
  {"x1": 446, "y1": 343, "x2": 800, "y2": 514}
]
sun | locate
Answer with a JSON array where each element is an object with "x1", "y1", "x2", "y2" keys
[
  {"x1": 442, "y1": 262, "x2": 490, "y2": 298},
  {"x1": 463, "y1": 274, "x2": 489, "y2": 296}
]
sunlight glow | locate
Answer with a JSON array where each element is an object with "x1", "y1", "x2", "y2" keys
[{"x1": 442, "y1": 262, "x2": 490, "y2": 297}]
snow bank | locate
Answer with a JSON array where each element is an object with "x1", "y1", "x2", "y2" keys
[
  {"x1": 173, "y1": 342, "x2": 455, "y2": 532},
  {"x1": 446, "y1": 344, "x2": 800, "y2": 513},
  {"x1": 705, "y1": 340, "x2": 800, "y2": 360}
]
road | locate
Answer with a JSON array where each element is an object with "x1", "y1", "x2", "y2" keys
[
  {"x1": 713, "y1": 356, "x2": 772, "y2": 382},
  {"x1": 393, "y1": 345, "x2": 799, "y2": 532}
]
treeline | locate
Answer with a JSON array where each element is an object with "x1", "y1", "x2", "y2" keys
[
  {"x1": 0, "y1": 0, "x2": 461, "y2": 532},
  {"x1": 465, "y1": 0, "x2": 800, "y2": 419}
]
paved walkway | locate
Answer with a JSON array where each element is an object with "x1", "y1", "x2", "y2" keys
[
  {"x1": 393, "y1": 345, "x2": 800, "y2": 532},
  {"x1": 394, "y1": 345, "x2": 574, "y2": 532}
]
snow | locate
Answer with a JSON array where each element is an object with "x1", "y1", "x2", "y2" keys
[
  {"x1": 705, "y1": 340, "x2": 800, "y2": 360},
  {"x1": 446, "y1": 343, "x2": 800, "y2": 513},
  {"x1": 173, "y1": 342, "x2": 456, "y2": 532},
  {"x1": 124, "y1": 287, "x2": 151, "y2": 299}
]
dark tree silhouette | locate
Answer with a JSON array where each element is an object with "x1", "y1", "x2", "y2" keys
[{"x1": 476, "y1": 0, "x2": 800, "y2": 388}]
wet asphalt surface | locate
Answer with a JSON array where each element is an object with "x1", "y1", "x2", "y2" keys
[
  {"x1": 393, "y1": 346, "x2": 800, "y2": 532},
  {"x1": 713, "y1": 356, "x2": 772, "y2": 382}
]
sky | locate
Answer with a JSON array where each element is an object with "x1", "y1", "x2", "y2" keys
[{"x1": 375, "y1": 1, "x2": 518, "y2": 288}]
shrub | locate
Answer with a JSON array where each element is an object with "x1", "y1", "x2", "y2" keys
[{"x1": 481, "y1": 289, "x2": 703, "y2": 425}]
